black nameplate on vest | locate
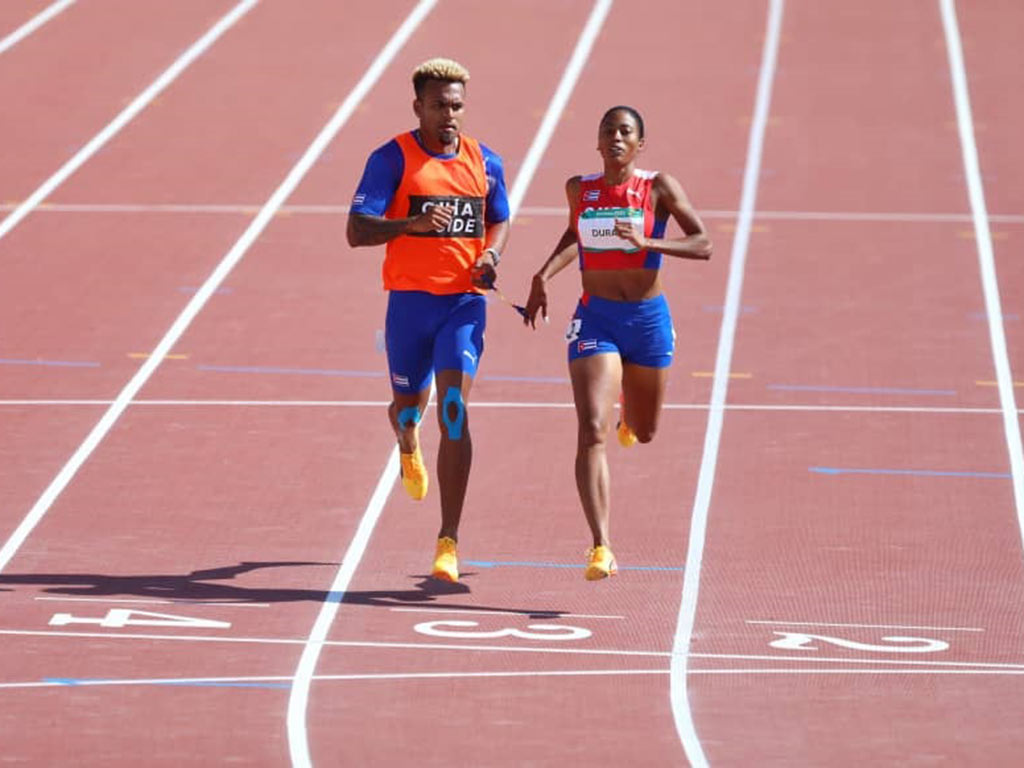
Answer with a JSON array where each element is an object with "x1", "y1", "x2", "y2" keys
[{"x1": 407, "y1": 195, "x2": 484, "y2": 238}]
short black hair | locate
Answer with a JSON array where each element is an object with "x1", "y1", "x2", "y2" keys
[{"x1": 600, "y1": 105, "x2": 645, "y2": 139}]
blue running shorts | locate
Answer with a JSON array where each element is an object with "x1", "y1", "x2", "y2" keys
[
  {"x1": 565, "y1": 293, "x2": 675, "y2": 368},
  {"x1": 385, "y1": 290, "x2": 486, "y2": 393}
]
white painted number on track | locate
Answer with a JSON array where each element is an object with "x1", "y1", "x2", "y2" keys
[
  {"x1": 769, "y1": 631, "x2": 949, "y2": 654},
  {"x1": 414, "y1": 620, "x2": 591, "y2": 641},
  {"x1": 49, "y1": 609, "x2": 231, "y2": 630}
]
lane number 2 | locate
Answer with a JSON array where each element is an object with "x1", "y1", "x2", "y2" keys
[{"x1": 770, "y1": 631, "x2": 949, "y2": 653}]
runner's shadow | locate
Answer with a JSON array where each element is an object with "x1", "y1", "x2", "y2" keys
[
  {"x1": 0, "y1": 561, "x2": 336, "y2": 603},
  {"x1": 0, "y1": 562, "x2": 572, "y2": 616}
]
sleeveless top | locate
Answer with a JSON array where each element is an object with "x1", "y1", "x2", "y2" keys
[
  {"x1": 383, "y1": 132, "x2": 488, "y2": 294},
  {"x1": 575, "y1": 169, "x2": 666, "y2": 271}
]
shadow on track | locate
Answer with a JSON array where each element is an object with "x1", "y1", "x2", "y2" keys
[{"x1": 0, "y1": 562, "x2": 572, "y2": 616}]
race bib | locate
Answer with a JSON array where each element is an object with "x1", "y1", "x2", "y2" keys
[{"x1": 578, "y1": 207, "x2": 644, "y2": 252}]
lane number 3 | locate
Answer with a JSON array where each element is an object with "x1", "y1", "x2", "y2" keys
[{"x1": 414, "y1": 620, "x2": 591, "y2": 641}]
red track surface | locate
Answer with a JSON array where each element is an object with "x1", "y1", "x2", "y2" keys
[{"x1": 2, "y1": 1, "x2": 1022, "y2": 765}]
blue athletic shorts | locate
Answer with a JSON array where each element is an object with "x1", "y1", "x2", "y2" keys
[
  {"x1": 565, "y1": 293, "x2": 675, "y2": 368},
  {"x1": 385, "y1": 290, "x2": 486, "y2": 393}
]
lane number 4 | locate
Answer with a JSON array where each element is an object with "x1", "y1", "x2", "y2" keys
[{"x1": 49, "y1": 609, "x2": 231, "y2": 630}]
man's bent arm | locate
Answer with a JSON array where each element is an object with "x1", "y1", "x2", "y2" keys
[{"x1": 347, "y1": 213, "x2": 414, "y2": 247}]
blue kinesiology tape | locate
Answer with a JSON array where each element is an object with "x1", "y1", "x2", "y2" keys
[
  {"x1": 397, "y1": 405, "x2": 422, "y2": 430},
  {"x1": 441, "y1": 386, "x2": 465, "y2": 440}
]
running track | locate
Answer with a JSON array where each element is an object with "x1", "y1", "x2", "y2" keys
[{"x1": 2, "y1": 1, "x2": 1023, "y2": 765}]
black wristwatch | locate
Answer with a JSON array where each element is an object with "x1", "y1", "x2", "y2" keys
[{"x1": 483, "y1": 247, "x2": 501, "y2": 267}]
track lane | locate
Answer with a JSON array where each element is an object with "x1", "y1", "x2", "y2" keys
[
  {"x1": 4, "y1": 0, "x2": 1019, "y2": 764},
  {"x1": 0, "y1": 0, "x2": 240, "y2": 202},
  {"x1": 297, "y1": 0, "x2": 767, "y2": 763},
  {"x1": 0, "y1": 1, "x2": 451, "y2": 763},
  {"x1": 689, "y1": 0, "x2": 1024, "y2": 762},
  {"x1": 0, "y1": 1, "x2": 60, "y2": 35}
]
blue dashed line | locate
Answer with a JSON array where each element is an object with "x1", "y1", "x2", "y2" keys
[
  {"x1": 810, "y1": 466, "x2": 1010, "y2": 479},
  {"x1": 481, "y1": 375, "x2": 569, "y2": 384},
  {"x1": 198, "y1": 364, "x2": 384, "y2": 378},
  {"x1": 0, "y1": 358, "x2": 100, "y2": 368},
  {"x1": 464, "y1": 560, "x2": 684, "y2": 572},
  {"x1": 43, "y1": 677, "x2": 289, "y2": 689},
  {"x1": 769, "y1": 384, "x2": 956, "y2": 396}
]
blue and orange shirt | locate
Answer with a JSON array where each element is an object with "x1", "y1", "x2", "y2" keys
[
  {"x1": 575, "y1": 169, "x2": 666, "y2": 271},
  {"x1": 350, "y1": 130, "x2": 509, "y2": 294}
]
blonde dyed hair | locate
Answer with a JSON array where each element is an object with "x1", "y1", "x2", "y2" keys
[{"x1": 412, "y1": 57, "x2": 470, "y2": 97}]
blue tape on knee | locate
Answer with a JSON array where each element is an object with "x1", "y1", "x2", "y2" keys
[
  {"x1": 441, "y1": 386, "x2": 465, "y2": 440},
  {"x1": 397, "y1": 406, "x2": 422, "y2": 430}
]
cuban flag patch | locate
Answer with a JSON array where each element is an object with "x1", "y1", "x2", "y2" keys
[
  {"x1": 352, "y1": 192, "x2": 367, "y2": 206},
  {"x1": 577, "y1": 339, "x2": 598, "y2": 353},
  {"x1": 583, "y1": 189, "x2": 600, "y2": 202},
  {"x1": 391, "y1": 372, "x2": 410, "y2": 388}
]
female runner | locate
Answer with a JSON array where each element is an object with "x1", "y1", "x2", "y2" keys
[{"x1": 524, "y1": 106, "x2": 712, "y2": 580}]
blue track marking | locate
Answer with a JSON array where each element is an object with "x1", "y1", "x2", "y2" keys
[
  {"x1": 464, "y1": 559, "x2": 684, "y2": 572},
  {"x1": 198, "y1": 364, "x2": 384, "y2": 378},
  {"x1": 482, "y1": 375, "x2": 569, "y2": 383},
  {"x1": 769, "y1": 384, "x2": 957, "y2": 396},
  {"x1": 0, "y1": 358, "x2": 100, "y2": 368},
  {"x1": 810, "y1": 466, "x2": 1011, "y2": 479}
]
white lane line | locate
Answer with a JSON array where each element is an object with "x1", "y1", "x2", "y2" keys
[
  {"x1": 0, "y1": 8, "x2": 262, "y2": 574},
  {"x1": 11, "y1": 665, "x2": 1024, "y2": 692},
  {"x1": 5, "y1": 626, "x2": 1024, "y2": 672},
  {"x1": 10, "y1": 202, "x2": 1024, "y2": 225},
  {"x1": 669, "y1": 1, "x2": 785, "y2": 765},
  {"x1": 286, "y1": 3, "x2": 614, "y2": 765},
  {"x1": 388, "y1": 608, "x2": 625, "y2": 620},
  {"x1": 0, "y1": 0, "x2": 258, "y2": 244},
  {"x1": 1, "y1": 399, "x2": 1013, "y2": 415},
  {"x1": 0, "y1": 0, "x2": 74, "y2": 55},
  {"x1": 940, "y1": 0, "x2": 1024, "y2": 548},
  {"x1": 2, "y1": 668, "x2": 671, "y2": 691},
  {"x1": 746, "y1": 620, "x2": 983, "y2": 632},
  {"x1": 281, "y1": 1, "x2": 443, "y2": 764}
]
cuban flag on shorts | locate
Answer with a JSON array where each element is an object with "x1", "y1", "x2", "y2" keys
[{"x1": 578, "y1": 339, "x2": 598, "y2": 353}]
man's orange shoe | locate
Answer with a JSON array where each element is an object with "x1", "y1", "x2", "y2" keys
[
  {"x1": 432, "y1": 536, "x2": 459, "y2": 582},
  {"x1": 584, "y1": 545, "x2": 618, "y2": 581},
  {"x1": 399, "y1": 448, "x2": 428, "y2": 501}
]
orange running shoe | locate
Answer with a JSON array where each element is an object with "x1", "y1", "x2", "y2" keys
[
  {"x1": 584, "y1": 545, "x2": 618, "y2": 581},
  {"x1": 399, "y1": 448, "x2": 428, "y2": 501},
  {"x1": 616, "y1": 420, "x2": 638, "y2": 448},
  {"x1": 432, "y1": 536, "x2": 459, "y2": 582},
  {"x1": 617, "y1": 392, "x2": 637, "y2": 447}
]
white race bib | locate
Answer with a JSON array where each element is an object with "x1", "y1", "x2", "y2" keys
[{"x1": 578, "y1": 206, "x2": 644, "y2": 252}]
